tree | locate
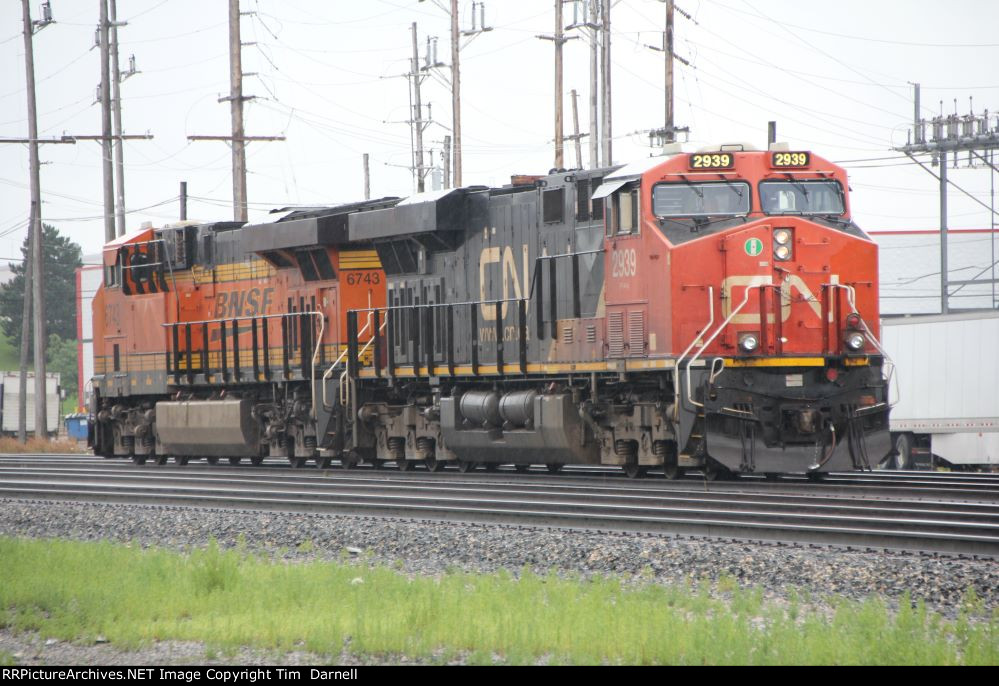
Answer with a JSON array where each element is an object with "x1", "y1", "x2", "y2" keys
[
  {"x1": 0, "y1": 223, "x2": 83, "y2": 356},
  {"x1": 46, "y1": 334, "x2": 79, "y2": 403}
]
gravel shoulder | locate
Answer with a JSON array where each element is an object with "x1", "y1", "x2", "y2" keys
[{"x1": 1, "y1": 497, "x2": 997, "y2": 665}]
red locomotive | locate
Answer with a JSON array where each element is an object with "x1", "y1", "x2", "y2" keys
[{"x1": 90, "y1": 145, "x2": 892, "y2": 478}]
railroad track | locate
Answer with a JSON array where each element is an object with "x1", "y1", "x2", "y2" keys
[{"x1": 2, "y1": 455, "x2": 998, "y2": 557}]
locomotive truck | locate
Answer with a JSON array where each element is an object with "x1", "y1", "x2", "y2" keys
[{"x1": 90, "y1": 145, "x2": 892, "y2": 478}]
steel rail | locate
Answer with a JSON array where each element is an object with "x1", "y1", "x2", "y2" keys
[{"x1": 2, "y1": 459, "x2": 998, "y2": 557}]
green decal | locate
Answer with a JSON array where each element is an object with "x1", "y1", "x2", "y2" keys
[{"x1": 744, "y1": 237, "x2": 764, "y2": 257}]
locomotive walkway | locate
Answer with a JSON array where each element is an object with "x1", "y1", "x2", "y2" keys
[{"x1": 1, "y1": 455, "x2": 998, "y2": 558}]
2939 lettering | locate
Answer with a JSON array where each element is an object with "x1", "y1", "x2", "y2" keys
[
  {"x1": 771, "y1": 152, "x2": 810, "y2": 168},
  {"x1": 689, "y1": 153, "x2": 734, "y2": 170}
]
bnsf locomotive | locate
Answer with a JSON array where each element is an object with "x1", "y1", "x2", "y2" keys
[{"x1": 90, "y1": 145, "x2": 892, "y2": 478}]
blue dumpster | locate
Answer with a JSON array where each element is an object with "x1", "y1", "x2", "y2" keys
[{"x1": 65, "y1": 414, "x2": 89, "y2": 440}]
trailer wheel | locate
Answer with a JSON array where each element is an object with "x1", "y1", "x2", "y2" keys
[{"x1": 892, "y1": 433, "x2": 913, "y2": 470}]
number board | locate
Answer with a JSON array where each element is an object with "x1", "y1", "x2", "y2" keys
[
  {"x1": 689, "y1": 153, "x2": 734, "y2": 170},
  {"x1": 771, "y1": 151, "x2": 811, "y2": 168}
]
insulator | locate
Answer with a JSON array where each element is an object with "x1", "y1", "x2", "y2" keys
[{"x1": 387, "y1": 437, "x2": 406, "y2": 460}]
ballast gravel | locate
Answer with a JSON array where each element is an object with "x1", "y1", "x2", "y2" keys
[{"x1": 1, "y1": 497, "x2": 996, "y2": 665}]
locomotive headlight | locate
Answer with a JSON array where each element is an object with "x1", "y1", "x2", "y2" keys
[
  {"x1": 774, "y1": 244, "x2": 792, "y2": 261},
  {"x1": 773, "y1": 228, "x2": 792, "y2": 245},
  {"x1": 844, "y1": 332, "x2": 865, "y2": 351},
  {"x1": 738, "y1": 333, "x2": 760, "y2": 353}
]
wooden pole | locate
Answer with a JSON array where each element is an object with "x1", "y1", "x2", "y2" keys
[
  {"x1": 229, "y1": 0, "x2": 248, "y2": 222},
  {"x1": 99, "y1": 0, "x2": 115, "y2": 243},
  {"x1": 109, "y1": 0, "x2": 126, "y2": 235},
  {"x1": 450, "y1": 0, "x2": 462, "y2": 187},
  {"x1": 21, "y1": 0, "x2": 47, "y2": 437}
]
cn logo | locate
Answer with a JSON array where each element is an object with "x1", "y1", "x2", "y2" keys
[
  {"x1": 720, "y1": 275, "x2": 839, "y2": 324},
  {"x1": 744, "y1": 238, "x2": 764, "y2": 257}
]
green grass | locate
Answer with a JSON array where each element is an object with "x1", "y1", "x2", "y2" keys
[{"x1": 1, "y1": 537, "x2": 996, "y2": 665}]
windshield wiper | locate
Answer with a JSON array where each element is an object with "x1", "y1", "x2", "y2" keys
[{"x1": 784, "y1": 175, "x2": 810, "y2": 202}]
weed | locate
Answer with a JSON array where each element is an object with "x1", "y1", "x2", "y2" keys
[{"x1": 0, "y1": 537, "x2": 996, "y2": 665}]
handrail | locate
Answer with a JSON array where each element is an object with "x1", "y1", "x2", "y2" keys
[
  {"x1": 161, "y1": 311, "x2": 324, "y2": 418},
  {"x1": 828, "y1": 283, "x2": 899, "y2": 408},
  {"x1": 321, "y1": 309, "x2": 374, "y2": 411},
  {"x1": 686, "y1": 286, "x2": 754, "y2": 409},
  {"x1": 673, "y1": 287, "x2": 714, "y2": 422},
  {"x1": 337, "y1": 317, "x2": 386, "y2": 408}
]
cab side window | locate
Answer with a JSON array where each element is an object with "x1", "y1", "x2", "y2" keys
[{"x1": 607, "y1": 187, "x2": 639, "y2": 236}]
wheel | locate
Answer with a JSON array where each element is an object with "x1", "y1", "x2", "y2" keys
[
  {"x1": 546, "y1": 463, "x2": 564, "y2": 474},
  {"x1": 155, "y1": 454, "x2": 168, "y2": 466},
  {"x1": 483, "y1": 463, "x2": 500, "y2": 472},
  {"x1": 456, "y1": 460, "x2": 476, "y2": 473},
  {"x1": 702, "y1": 462, "x2": 724, "y2": 481},
  {"x1": 174, "y1": 455, "x2": 189, "y2": 466},
  {"x1": 806, "y1": 471, "x2": 827, "y2": 482},
  {"x1": 371, "y1": 458, "x2": 386, "y2": 470},
  {"x1": 340, "y1": 451, "x2": 359, "y2": 469},
  {"x1": 228, "y1": 456, "x2": 242, "y2": 466},
  {"x1": 663, "y1": 464, "x2": 684, "y2": 480},
  {"x1": 397, "y1": 458, "x2": 415, "y2": 472},
  {"x1": 250, "y1": 455, "x2": 265, "y2": 466},
  {"x1": 892, "y1": 433, "x2": 913, "y2": 470},
  {"x1": 514, "y1": 464, "x2": 531, "y2": 473},
  {"x1": 316, "y1": 454, "x2": 333, "y2": 469},
  {"x1": 206, "y1": 456, "x2": 219, "y2": 466},
  {"x1": 131, "y1": 454, "x2": 147, "y2": 466},
  {"x1": 623, "y1": 464, "x2": 648, "y2": 479},
  {"x1": 424, "y1": 456, "x2": 446, "y2": 472},
  {"x1": 289, "y1": 455, "x2": 308, "y2": 468}
]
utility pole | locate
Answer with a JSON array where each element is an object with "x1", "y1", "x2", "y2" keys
[
  {"x1": 665, "y1": 0, "x2": 674, "y2": 142},
  {"x1": 896, "y1": 86, "x2": 999, "y2": 313},
  {"x1": 600, "y1": 0, "x2": 611, "y2": 166},
  {"x1": 449, "y1": 0, "x2": 462, "y2": 187},
  {"x1": 443, "y1": 135, "x2": 452, "y2": 189},
  {"x1": 646, "y1": 0, "x2": 691, "y2": 148},
  {"x1": 180, "y1": 181, "x2": 188, "y2": 220},
  {"x1": 940, "y1": 150, "x2": 949, "y2": 314},
  {"x1": 567, "y1": 88, "x2": 585, "y2": 169},
  {"x1": 566, "y1": 0, "x2": 601, "y2": 168},
  {"x1": 537, "y1": 1, "x2": 577, "y2": 170},
  {"x1": 411, "y1": 22, "x2": 427, "y2": 193},
  {"x1": 99, "y1": 0, "x2": 115, "y2": 243},
  {"x1": 20, "y1": 0, "x2": 49, "y2": 439},
  {"x1": 17, "y1": 206, "x2": 34, "y2": 443},
  {"x1": 420, "y1": 0, "x2": 490, "y2": 187},
  {"x1": 109, "y1": 0, "x2": 126, "y2": 235},
  {"x1": 228, "y1": 0, "x2": 247, "y2": 222},
  {"x1": 190, "y1": 0, "x2": 283, "y2": 222},
  {"x1": 363, "y1": 154, "x2": 370, "y2": 200},
  {"x1": 2, "y1": 55, "x2": 70, "y2": 444}
]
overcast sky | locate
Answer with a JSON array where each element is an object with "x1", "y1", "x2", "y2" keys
[{"x1": 1, "y1": 0, "x2": 997, "y2": 311}]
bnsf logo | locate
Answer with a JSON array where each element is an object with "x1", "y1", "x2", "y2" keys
[{"x1": 213, "y1": 287, "x2": 275, "y2": 319}]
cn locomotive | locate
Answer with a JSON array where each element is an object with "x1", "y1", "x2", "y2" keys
[{"x1": 90, "y1": 144, "x2": 892, "y2": 478}]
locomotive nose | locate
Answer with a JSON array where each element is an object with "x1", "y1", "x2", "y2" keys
[{"x1": 793, "y1": 409, "x2": 821, "y2": 435}]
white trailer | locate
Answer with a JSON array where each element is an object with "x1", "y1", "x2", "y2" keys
[
  {"x1": 0, "y1": 371, "x2": 62, "y2": 437},
  {"x1": 881, "y1": 311, "x2": 999, "y2": 469}
]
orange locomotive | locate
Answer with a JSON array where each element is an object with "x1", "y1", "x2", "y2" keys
[{"x1": 90, "y1": 145, "x2": 892, "y2": 477}]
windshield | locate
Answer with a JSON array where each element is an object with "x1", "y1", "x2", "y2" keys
[
  {"x1": 652, "y1": 182, "x2": 751, "y2": 218},
  {"x1": 760, "y1": 180, "x2": 844, "y2": 215}
]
